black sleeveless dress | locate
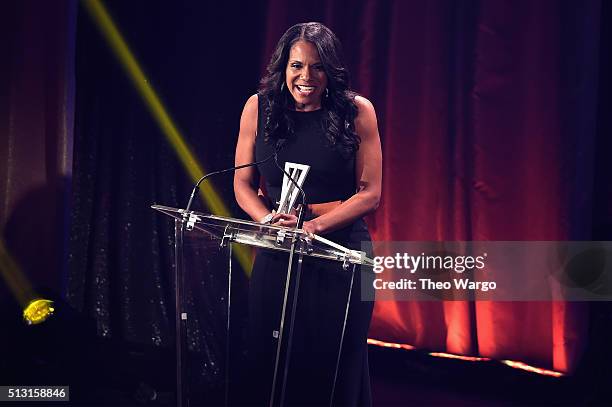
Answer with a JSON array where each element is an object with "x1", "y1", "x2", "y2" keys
[{"x1": 247, "y1": 95, "x2": 374, "y2": 406}]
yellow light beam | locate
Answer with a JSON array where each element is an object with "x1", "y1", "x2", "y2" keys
[
  {"x1": 82, "y1": 0, "x2": 253, "y2": 273},
  {"x1": 0, "y1": 238, "x2": 35, "y2": 307},
  {"x1": 1, "y1": 239, "x2": 56, "y2": 325}
]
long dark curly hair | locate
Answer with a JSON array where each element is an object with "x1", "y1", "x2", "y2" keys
[{"x1": 259, "y1": 22, "x2": 360, "y2": 157}]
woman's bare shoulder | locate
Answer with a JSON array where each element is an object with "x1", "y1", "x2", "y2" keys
[
  {"x1": 354, "y1": 94, "x2": 375, "y2": 112},
  {"x1": 244, "y1": 93, "x2": 259, "y2": 113}
]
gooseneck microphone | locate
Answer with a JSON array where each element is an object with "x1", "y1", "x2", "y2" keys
[
  {"x1": 184, "y1": 147, "x2": 277, "y2": 213},
  {"x1": 183, "y1": 140, "x2": 307, "y2": 220}
]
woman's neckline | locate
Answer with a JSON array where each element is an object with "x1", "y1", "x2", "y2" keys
[{"x1": 288, "y1": 107, "x2": 323, "y2": 113}]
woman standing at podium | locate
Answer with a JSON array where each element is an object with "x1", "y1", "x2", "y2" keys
[{"x1": 234, "y1": 22, "x2": 382, "y2": 406}]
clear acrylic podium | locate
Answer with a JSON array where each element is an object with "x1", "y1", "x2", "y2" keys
[{"x1": 152, "y1": 204, "x2": 374, "y2": 407}]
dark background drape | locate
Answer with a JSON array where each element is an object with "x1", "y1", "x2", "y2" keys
[
  {"x1": 0, "y1": 0, "x2": 75, "y2": 297},
  {"x1": 1, "y1": 0, "x2": 611, "y2": 403}
]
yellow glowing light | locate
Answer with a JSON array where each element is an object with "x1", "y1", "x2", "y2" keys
[
  {"x1": 367, "y1": 338, "x2": 415, "y2": 350},
  {"x1": 82, "y1": 0, "x2": 252, "y2": 273},
  {"x1": 501, "y1": 360, "x2": 564, "y2": 377},
  {"x1": 23, "y1": 299, "x2": 55, "y2": 325},
  {"x1": 368, "y1": 338, "x2": 563, "y2": 378},
  {"x1": 429, "y1": 352, "x2": 490, "y2": 362}
]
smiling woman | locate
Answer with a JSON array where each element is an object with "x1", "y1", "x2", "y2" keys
[
  {"x1": 234, "y1": 22, "x2": 382, "y2": 406},
  {"x1": 285, "y1": 41, "x2": 328, "y2": 111}
]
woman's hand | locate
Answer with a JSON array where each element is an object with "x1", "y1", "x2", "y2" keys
[
  {"x1": 271, "y1": 213, "x2": 320, "y2": 235},
  {"x1": 271, "y1": 212, "x2": 297, "y2": 227}
]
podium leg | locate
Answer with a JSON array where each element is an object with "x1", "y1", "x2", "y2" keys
[
  {"x1": 270, "y1": 237, "x2": 303, "y2": 407},
  {"x1": 329, "y1": 263, "x2": 356, "y2": 406},
  {"x1": 278, "y1": 251, "x2": 304, "y2": 406},
  {"x1": 174, "y1": 219, "x2": 188, "y2": 407},
  {"x1": 224, "y1": 243, "x2": 232, "y2": 407}
]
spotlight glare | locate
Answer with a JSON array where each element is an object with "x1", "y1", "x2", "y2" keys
[{"x1": 23, "y1": 299, "x2": 55, "y2": 325}]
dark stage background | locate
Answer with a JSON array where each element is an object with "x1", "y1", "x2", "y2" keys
[{"x1": 1, "y1": 0, "x2": 611, "y2": 405}]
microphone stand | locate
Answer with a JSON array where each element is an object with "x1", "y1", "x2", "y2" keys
[
  {"x1": 269, "y1": 156, "x2": 307, "y2": 407},
  {"x1": 174, "y1": 140, "x2": 304, "y2": 407},
  {"x1": 175, "y1": 149, "x2": 280, "y2": 407}
]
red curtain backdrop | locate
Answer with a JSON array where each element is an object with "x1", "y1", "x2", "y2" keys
[
  {"x1": 2, "y1": 0, "x2": 606, "y2": 379},
  {"x1": 260, "y1": 0, "x2": 601, "y2": 373}
]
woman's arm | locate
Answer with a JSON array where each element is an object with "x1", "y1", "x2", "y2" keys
[
  {"x1": 273, "y1": 96, "x2": 382, "y2": 234},
  {"x1": 233, "y1": 94, "x2": 272, "y2": 222}
]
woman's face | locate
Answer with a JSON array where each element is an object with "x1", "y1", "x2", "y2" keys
[{"x1": 285, "y1": 40, "x2": 328, "y2": 111}]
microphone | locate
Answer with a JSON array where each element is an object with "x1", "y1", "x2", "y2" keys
[{"x1": 184, "y1": 141, "x2": 284, "y2": 213}]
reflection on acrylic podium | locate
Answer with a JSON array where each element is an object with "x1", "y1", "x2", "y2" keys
[{"x1": 152, "y1": 204, "x2": 373, "y2": 407}]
